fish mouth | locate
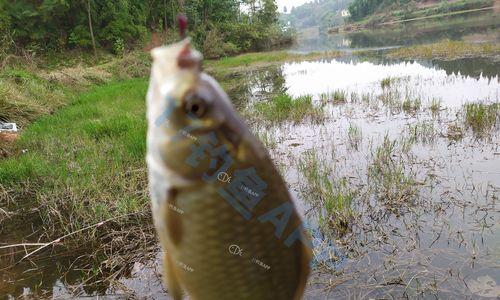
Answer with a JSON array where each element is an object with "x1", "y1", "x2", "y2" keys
[
  {"x1": 150, "y1": 39, "x2": 203, "y2": 85},
  {"x1": 177, "y1": 42, "x2": 203, "y2": 70}
]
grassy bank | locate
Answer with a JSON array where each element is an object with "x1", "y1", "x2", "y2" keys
[
  {"x1": 0, "y1": 79, "x2": 149, "y2": 226},
  {"x1": 205, "y1": 50, "x2": 342, "y2": 72},
  {"x1": 387, "y1": 40, "x2": 500, "y2": 60},
  {"x1": 0, "y1": 52, "x2": 150, "y2": 158},
  {"x1": 0, "y1": 52, "x2": 150, "y2": 129},
  {"x1": 0, "y1": 79, "x2": 155, "y2": 288}
]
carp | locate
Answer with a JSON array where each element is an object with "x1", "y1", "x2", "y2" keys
[{"x1": 146, "y1": 39, "x2": 311, "y2": 300}]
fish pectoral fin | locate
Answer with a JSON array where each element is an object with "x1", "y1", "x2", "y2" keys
[{"x1": 164, "y1": 251, "x2": 183, "y2": 300}]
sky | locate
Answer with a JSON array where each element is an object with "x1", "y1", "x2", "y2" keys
[{"x1": 277, "y1": 0, "x2": 310, "y2": 12}]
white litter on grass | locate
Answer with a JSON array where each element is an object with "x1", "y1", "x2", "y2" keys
[{"x1": 0, "y1": 123, "x2": 18, "y2": 132}]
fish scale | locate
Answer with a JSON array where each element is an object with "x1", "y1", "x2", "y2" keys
[{"x1": 147, "y1": 39, "x2": 311, "y2": 300}]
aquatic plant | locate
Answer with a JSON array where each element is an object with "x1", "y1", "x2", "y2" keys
[
  {"x1": 380, "y1": 77, "x2": 393, "y2": 89},
  {"x1": 350, "y1": 92, "x2": 359, "y2": 103},
  {"x1": 368, "y1": 135, "x2": 417, "y2": 211},
  {"x1": 445, "y1": 123, "x2": 464, "y2": 141},
  {"x1": 378, "y1": 89, "x2": 402, "y2": 113},
  {"x1": 333, "y1": 89, "x2": 347, "y2": 103},
  {"x1": 319, "y1": 89, "x2": 348, "y2": 104},
  {"x1": 361, "y1": 93, "x2": 371, "y2": 103},
  {"x1": 402, "y1": 97, "x2": 422, "y2": 114},
  {"x1": 429, "y1": 98, "x2": 442, "y2": 116},
  {"x1": 407, "y1": 121, "x2": 437, "y2": 144},
  {"x1": 463, "y1": 102, "x2": 499, "y2": 136},
  {"x1": 254, "y1": 93, "x2": 324, "y2": 123},
  {"x1": 298, "y1": 150, "x2": 355, "y2": 237},
  {"x1": 255, "y1": 129, "x2": 277, "y2": 150},
  {"x1": 347, "y1": 123, "x2": 363, "y2": 150}
]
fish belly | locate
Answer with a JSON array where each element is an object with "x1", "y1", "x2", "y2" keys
[{"x1": 157, "y1": 183, "x2": 303, "y2": 300}]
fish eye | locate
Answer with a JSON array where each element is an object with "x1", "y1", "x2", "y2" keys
[{"x1": 184, "y1": 93, "x2": 207, "y2": 118}]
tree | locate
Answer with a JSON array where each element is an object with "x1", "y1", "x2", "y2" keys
[
  {"x1": 86, "y1": 0, "x2": 97, "y2": 58},
  {"x1": 260, "y1": 0, "x2": 278, "y2": 25},
  {"x1": 1, "y1": 0, "x2": 288, "y2": 56}
]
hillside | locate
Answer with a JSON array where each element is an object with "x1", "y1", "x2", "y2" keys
[
  {"x1": 347, "y1": 0, "x2": 495, "y2": 25},
  {"x1": 281, "y1": 0, "x2": 353, "y2": 32}
]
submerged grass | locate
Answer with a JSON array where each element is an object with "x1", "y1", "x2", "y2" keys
[
  {"x1": 380, "y1": 77, "x2": 394, "y2": 89},
  {"x1": 253, "y1": 93, "x2": 324, "y2": 123},
  {"x1": 387, "y1": 40, "x2": 500, "y2": 60},
  {"x1": 298, "y1": 150, "x2": 355, "y2": 236},
  {"x1": 347, "y1": 123, "x2": 363, "y2": 150},
  {"x1": 463, "y1": 102, "x2": 499, "y2": 136},
  {"x1": 429, "y1": 98, "x2": 442, "y2": 116},
  {"x1": 368, "y1": 136, "x2": 417, "y2": 212},
  {"x1": 407, "y1": 121, "x2": 437, "y2": 144},
  {"x1": 320, "y1": 89, "x2": 348, "y2": 104},
  {"x1": 402, "y1": 97, "x2": 422, "y2": 114}
]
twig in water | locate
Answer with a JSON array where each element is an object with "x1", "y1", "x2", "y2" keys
[{"x1": 15, "y1": 212, "x2": 140, "y2": 264}]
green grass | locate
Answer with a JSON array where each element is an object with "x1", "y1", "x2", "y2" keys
[
  {"x1": 368, "y1": 135, "x2": 417, "y2": 211},
  {"x1": 430, "y1": 98, "x2": 442, "y2": 116},
  {"x1": 380, "y1": 77, "x2": 393, "y2": 89},
  {"x1": 464, "y1": 102, "x2": 499, "y2": 136},
  {"x1": 298, "y1": 150, "x2": 355, "y2": 236},
  {"x1": 402, "y1": 97, "x2": 422, "y2": 114},
  {"x1": 0, "y1": 79, "x2": 149, "y2": 235},
  {"x1": 206, "y1": 50, "x2": 342, "y2": 70},
  {"x1": 319, "y1": 89, "x2": 348, "y2": 104},
  {"x1": 387, "y1": 40, "x2": 500, "y2": 60},
  {"x1": 253, "y1": 93, "x2": 324, "y2": 123},
  {"x1": 407, "y1": 121, "x2": 437, "y2": 144},
  {"x1": 0, "y1": 52, "x2": 150, "y2": 127},
  {"x1": 347, "y1": 123, "x2": 363, "y2": 150}
]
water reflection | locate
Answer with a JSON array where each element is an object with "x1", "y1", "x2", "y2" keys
[
  {"x1": 292, "y1": 10, "x2": 500, "y2": 52},
  {"x1": 224, "y1": 57, "x2": 499, "y2": 109},
  {"x1": 433, "y1": 57, "x2": 500, "y2": 78},
  {"x1": 236, "y1": 56, "x2": 499, "y2": 298}
]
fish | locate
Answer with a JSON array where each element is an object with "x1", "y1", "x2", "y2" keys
[{"x1": 146, "y1": 39, "x2": 311, "y2": 300}]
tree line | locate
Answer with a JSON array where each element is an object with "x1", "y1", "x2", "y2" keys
[
  {"x1": 348, "y1": 0, "x2": 409, "y2": 21},
  {"x1": 282, "y1": 0, "x2": 353, "y2": 32},
  {"x1": 0, "y1": 0, "x2": 291, "y2": 58},
  {"x1": 347, "y1": 0, "x2": 492, "y2": 21}
]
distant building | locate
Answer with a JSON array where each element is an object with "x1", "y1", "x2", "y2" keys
[{"x1": 341, "y1": 9, "x2": 351, "y2": 18}]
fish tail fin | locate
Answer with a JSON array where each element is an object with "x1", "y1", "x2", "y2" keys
[{"x1": 163, "y1": 252, "x2": 183, "y2": 300}]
